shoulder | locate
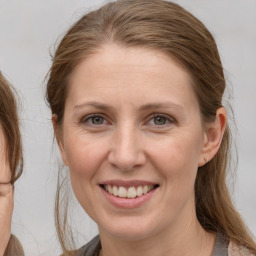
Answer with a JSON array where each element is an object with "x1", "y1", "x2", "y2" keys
[
  {"x1": 4, "y1": 234, "x2": 24, "y2": 256},
  {"x1": 76, "y1": 235, "x2": 101, "y2": 256},
  {"x1": 228, "y1": 241, "x2": 256, "y2": 256}
]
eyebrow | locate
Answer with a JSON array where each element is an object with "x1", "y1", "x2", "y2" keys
[
  {"x1": 139, "y1": 102, "x2": 183, "y2": 112},
  {"x1": 73, "y1": 101, "x2": 183, "y2": 112},
  {"x1": 73, "y1": 101, "x2": 112, "y2": 111}
]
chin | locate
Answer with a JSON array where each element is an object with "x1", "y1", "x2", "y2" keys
[{"x1": 99, "y1": 217, "x2": 158, "y2": 242}]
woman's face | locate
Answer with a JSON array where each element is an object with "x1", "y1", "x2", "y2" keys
[
  {"x1": 58, "y1": 44, "x2": 208, "y2": 241},
  {"x1": 0, "y1": 124, "x2": 14, "y2": 255},
  {"x1": 0, "y1": 126, "x2": 11, "y2": 183}
]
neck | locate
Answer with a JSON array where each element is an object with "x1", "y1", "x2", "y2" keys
[{"x1": 99, "y1": 216, "x2": 216, "y2": 256}]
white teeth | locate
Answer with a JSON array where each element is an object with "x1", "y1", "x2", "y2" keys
[
  {"x1": 127, "y1": 187, "x2": 137, "y2": 198},
  {"x1": 118, "y1": 186, "x2": 127, "y2": 198},
  {"x1": 143, "y1": 185, "x2": 149, "y2": 194},
  {"x1": 104, "y1": 184, "x2": 155, "y2": 198},
  {"x1": 105, "y1": 185, "x2": 113, "y2": 194},
  {"x1": 113, "y1": 185, "x2": 118, "y2": 196},
  {"x1": 137, "y1": 186, "x2": 143, "y2": 196},
  {"x1": 108, "y1": 185, "x2": 113, "y2": 194}
]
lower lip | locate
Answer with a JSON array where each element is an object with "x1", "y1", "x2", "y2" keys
[{"x1": 100, "y1": 186, "x2": 158, "y2": 209}]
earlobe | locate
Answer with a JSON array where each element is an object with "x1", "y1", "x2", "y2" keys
[
  {"x1": 199, "y1": 107, "x2": 227, "y2": 167},
  {"x1": 51, "y1": 115, "x2": 69, "y2": 166}
]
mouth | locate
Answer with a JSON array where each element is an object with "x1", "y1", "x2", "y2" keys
[{"x1": 100, "y1": 184, "x2": 159, "y2": 199}]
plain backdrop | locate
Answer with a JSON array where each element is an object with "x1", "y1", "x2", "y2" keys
[{"x1": 0, "y1": 0, "x2": 255, "y2": 255}]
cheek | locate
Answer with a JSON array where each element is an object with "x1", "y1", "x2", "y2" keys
[
  {"x1": 63, "y1": 135, "x2": 109, "y2": 211},
  {"x1": 65, "y1": 137, "x2": 107, "y2": 179},
  {"x1": 149, "y1": 133, "x2": 202, "y2": 185}
]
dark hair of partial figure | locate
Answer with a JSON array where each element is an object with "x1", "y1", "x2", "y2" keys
[
  {"x1": 0, "y1": 72, "x2": 23, "y2": 184},
  {"x1": 0, "y1": 72, "x2": 24, "y2": 256},
  {"x1": 45, "y1": 0, "x2": 256, "y2": 255}
]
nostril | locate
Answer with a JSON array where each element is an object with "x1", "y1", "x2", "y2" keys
[{"x1": 108, "y1": 147, "x2": 146, "y2": 171}]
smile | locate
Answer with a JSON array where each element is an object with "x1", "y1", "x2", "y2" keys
[
  {"x1": 99, "y1": 181, "x2": 159, "y2": 208},
  {"x1": 101, "y1": 184, "x2": 158, "y2": 199}
]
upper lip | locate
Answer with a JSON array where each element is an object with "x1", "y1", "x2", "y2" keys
[{"x1": 99, "y1": 180, "x2": 158, "y2": 188}]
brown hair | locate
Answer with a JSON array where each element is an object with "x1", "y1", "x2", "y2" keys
[
  {"x1": 0, "y1": 72, "x2": 23, "y2": 184},
  {"x1": 0, "y1": 72, "x2": 24, "y2": 256},
  {"x1": 46, "y1": 0, "x2": 256, "y2": 254}
]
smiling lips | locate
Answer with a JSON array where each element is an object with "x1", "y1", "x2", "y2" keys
[{"x1": 100, "y1": 182, "x2": 159, "y2": 208}]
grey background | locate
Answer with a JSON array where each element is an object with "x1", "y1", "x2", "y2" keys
[{"x1": 0, "y1": 0, "x2": 255, "y2": 255}]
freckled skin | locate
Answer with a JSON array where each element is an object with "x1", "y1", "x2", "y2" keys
[
  {"x1": 56, "y1": 44, "x2": 225, "y2": 256},
  {"x1": 0, "y1": 126, "x2": 13, "y2": 255}
]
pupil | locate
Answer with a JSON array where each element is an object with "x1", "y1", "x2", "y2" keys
[
  {"x1": 92, "y1": 116, "x2": 103, "y2": 124},
  {"x1": 154, "y1": 116, "x2": 166, "y2": 125}
]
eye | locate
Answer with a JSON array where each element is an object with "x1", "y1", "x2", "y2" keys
[
  {"x1": 147, "y1": 114, "x2": 174, "y2": 126},
  {"x1": 82, "y1": 115, "x2": 107, "y2": 126}
]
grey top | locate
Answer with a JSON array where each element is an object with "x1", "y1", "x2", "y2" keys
[
  {"x1": 77, "y1": 232, "x2": 228, "y2": 256},
  {"x1": 212, "y1": 232, "x2": 229, "y2": 256},
  {"x1": 76, "y1": 235, "x2": 101, "y2": 256}
]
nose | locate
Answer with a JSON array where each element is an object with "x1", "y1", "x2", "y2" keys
[{"x1": 108, "y1": 124, "x2": 146, "y2": 171}]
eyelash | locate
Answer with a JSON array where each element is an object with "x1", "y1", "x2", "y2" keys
[{"x1": 80, "y1": 113, "x2": 175, "y2": 128}]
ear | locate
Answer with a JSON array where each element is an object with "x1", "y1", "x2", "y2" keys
[
  {"x1": 52, "y1": 115, "x2": 69, "y2": 166},
  {"x1": 198, "y1": 107, "x2": 227, "y2": 167}
]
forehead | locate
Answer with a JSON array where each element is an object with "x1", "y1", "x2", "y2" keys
[{"x1": 67, "y1": 44, "x2": 198, "y2": 111}]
